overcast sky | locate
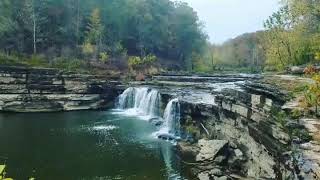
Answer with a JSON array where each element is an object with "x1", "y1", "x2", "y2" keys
[{"x1": 179, "y1": 0, "x2": 280, "y2": 44}]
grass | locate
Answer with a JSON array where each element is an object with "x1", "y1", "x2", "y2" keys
[{"x1": 0, "y1": 52, "x2": 117, "y2": 75}]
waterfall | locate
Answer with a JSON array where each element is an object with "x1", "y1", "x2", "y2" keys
[
  {"x1": 117, "y1": 87, "x2": 161, "y2": 118},
  {"x1": 156, "y1": 98, "x2": 181, "y2": 138},
  {"x1": 117, "y1": 87, "x2": 181, "y2": 139}
]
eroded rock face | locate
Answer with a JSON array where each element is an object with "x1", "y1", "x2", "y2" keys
[
  {"x1": 175, "y1": 81, "x2": 295, "y2": 179},
  {"x1": 0, "y1": 66, "x2": 120, "y2": 112}
]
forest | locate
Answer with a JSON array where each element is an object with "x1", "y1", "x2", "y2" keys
[
  {"x1": 0, "y1": 0, "x2": 320, "y2": 74},
  {"x1": 0, "y1": 0, "x2": 207, "y2": 73}
]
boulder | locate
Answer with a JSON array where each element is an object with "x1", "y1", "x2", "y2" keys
[{"x1": 196, "y1": 139, "x2": 229, "y2": 162}]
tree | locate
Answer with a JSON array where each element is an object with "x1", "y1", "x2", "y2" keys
[
  {"x1": 24, "y1": 0, "x2": 37, "y2": 54},
  {"x1": 83, "y1": 8, "x2": 104, "y2": 61},
  {"x1": 0, "y1": 0, "x2": 208, "y2": 71},
  {"x1": 262, "y1": 0, "x2": 320, "y2": 70}
]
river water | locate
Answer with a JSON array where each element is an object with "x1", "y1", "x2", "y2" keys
[{"x1": 0, "y1": 110, "x2": 187, "y2": 180}]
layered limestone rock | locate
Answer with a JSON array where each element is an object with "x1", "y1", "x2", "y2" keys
[
  {"x1": 0, "y1": 66, "x2": 120, "y2": 112},
  {"x1": 176, "y1": 82, "x2": 296, "y2": 179}
]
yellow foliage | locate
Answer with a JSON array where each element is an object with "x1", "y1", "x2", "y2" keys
[
  {"x1": 304, "y1": 71, "x2": 320, "y2": 113},
  {"x1": 128, "y1": 56, "x2": 142, "y2": 67},
  {"x1": 99, "y1": 52, "x2": 109, "y2": 63},
  {"x1": 82, "y1": 42, "x2": 95, "y2": 56},
  {"x1": 128, "y1": 54, "x2": 157, "y2": 70},
  {"x1": 315, "y1": 52, "x2": 320, "y2": 61}
]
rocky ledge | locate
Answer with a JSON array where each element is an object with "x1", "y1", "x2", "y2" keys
[
  {"x1": 0, "y1": 66, "x2": 120, "y2": 112},
  {"x1": 148, "y1": 78, "x2": 319, "y2": 179}
]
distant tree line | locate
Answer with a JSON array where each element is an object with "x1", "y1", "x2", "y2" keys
[
  {"x1": 0, "y1": 0, "x2": 207, "y2": 71},
  {"x1": 194, "y1": 0, "x2": 320, "y2": 72}
]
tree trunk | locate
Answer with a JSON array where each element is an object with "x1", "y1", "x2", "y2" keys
[
  {"x1": 211, "y1": 51, "x2": 215, "y2": 71},
  {"x1": 76, "y1": 0, "x2": 80, "y2": 45},
  {"x1": 32, "y1": 2, "x2": 36, "y2": 54}
]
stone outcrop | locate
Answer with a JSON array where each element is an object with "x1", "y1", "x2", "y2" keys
[
  {"x1": 196, "y1": 139, "x2": 229, "y2": 162},
  {"x1": 0, "y1": 66, "x2": 120, "y2": 112},
  {"x1": 174, "y1": 81, "x2": 298, "y2": 179}
]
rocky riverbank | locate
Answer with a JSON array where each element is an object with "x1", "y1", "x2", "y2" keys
[
  {"x1": 0, "y1": 66, "x2": 319, "y2": 179},
  {"x1": 133, "y1": 75, "x2": 319, "y2": 179},
  {"x1": 0, "y1": 66, "x2": 120, "y2": 112}
]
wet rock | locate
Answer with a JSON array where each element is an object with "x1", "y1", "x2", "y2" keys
[
  {"x1": 157, "y1": 134, "x2": 176, "y2": 141},
  {"x1": 196, "y1": 139, "x2": 229, "y2": 162},
  {"x1": 148, "y1": 117, "x2": 163, "y2": 126}
]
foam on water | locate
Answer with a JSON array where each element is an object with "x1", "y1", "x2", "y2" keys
[{"x1": 92, "y1": 125, "x2": 118, "y2": 131}]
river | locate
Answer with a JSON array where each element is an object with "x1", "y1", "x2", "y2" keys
[{"x1": 0, "y1": 110, "x2": 187, "y2": 180}]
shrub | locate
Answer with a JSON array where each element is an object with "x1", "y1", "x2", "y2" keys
[
  {"x1": 99, "y1": 52, "x2": 109, "y2": 63},
  {"x1": 302, "y1": 67, "x2": 320, "y2": 115},
  {"x1": 128, "y1": 54, "x2": 157, "y2": 71},
  {"x1": 51, "y1": 57, "x2": 87, "y2": 72}
]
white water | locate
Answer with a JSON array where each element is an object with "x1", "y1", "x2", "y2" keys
[
  {"x1": 117, "y1": 88, "x2": 181, "y2": 138},
  {"x1": 116, "y1": 87, "x2": 161, "y2": 120},
  {"x1": 155, "y1": 98, "x2": 181, "y2": 138},
  {"x1": 116, "y1": 87, "x2": 184, "y2": 180}
]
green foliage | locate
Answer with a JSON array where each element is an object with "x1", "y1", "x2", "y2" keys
[
  {"x1": 291, "y1": 109, "x2": 303, "y2": 119},
  {"x1": 273, "y1": 108, "x2": 288, "y2": 127},
  {"x1": 28, "y1": 55, "x2": 47, "y2": 67},
  {"x1": 85, "y1": 8, "x2": 103, "y2": 44},
  {"x1": 144, "y1": 54, "x2": 157, "y2": 64},
  {"x1": 128, "y1": 54, "x2": 157, "y2": 70},
  {"x1": 0, "y1": 52, "x2": 21, "y2": 65},
  {"x1": 262, "y1": 0, "x2": 320, "y2": 70},
  {"x1": 289, "y1": 128, "x2": 312, "y2": 142},
  {"x1": 51, "y1": 57, "x2": 88, "y2": 72},
  {"x1": 0, "y1": 0, "x2": 207, "y2": 71}
]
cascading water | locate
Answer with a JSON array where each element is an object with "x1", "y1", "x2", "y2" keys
[
  {"x1": 117, "y1": 87, "x2": 181, "y2": 138},
  {"x1": 155, "y1": 98, "x2": 181, "y2": 139},
  {"x1": 116, "y1": 88, "x2": 184, "y2": 179},
  {"x1": 116, "y1": 87, "x2": 161, "y2": 118}
]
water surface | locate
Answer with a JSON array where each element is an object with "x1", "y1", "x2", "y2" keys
[{"x1": 0, "y1": 110, "x2": 185, "y2": 180}]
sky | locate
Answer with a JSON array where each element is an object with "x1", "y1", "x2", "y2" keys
[{"x1": 180, "y1": 0, "x2": 280, "y2": 44}]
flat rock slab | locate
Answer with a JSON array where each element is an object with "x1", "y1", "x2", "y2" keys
[{"x1": 196, "y1": 139, "x2": 228, "y2": 162}]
